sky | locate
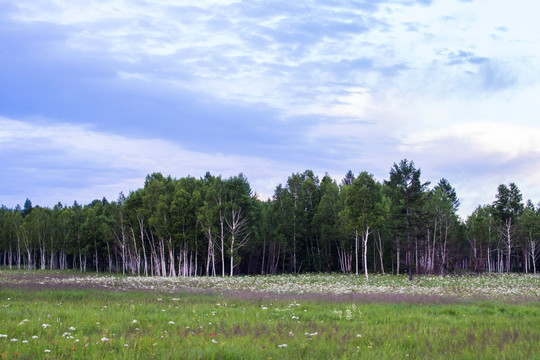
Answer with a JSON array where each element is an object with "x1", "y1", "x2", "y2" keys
[{"x1": 1, "y1": 0, "x2": 540, "y2": 218}]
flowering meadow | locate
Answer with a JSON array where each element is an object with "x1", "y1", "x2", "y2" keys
[
  {"x1": 0, "y1": 270, "x2": 539, "y2": 359},
  {"x1": 1, "y1": 271, "x2": 539, "y2": 300}
]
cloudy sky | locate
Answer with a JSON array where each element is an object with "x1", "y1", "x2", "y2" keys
[{"x1": 1, "y1": 0, "x2": 539, "y2": 217}]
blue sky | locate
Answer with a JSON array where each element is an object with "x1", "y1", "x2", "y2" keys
[{"x1": 1, "y1": 0, "x2": 539, "y2": 217}]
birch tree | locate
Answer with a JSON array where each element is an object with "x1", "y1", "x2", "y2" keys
[
  {"x1": 493, "y1": 183, "x2": 523, "y2": 273},
  {"x1": 346, "y1": 172, "x2": 382, "y2": 281}
]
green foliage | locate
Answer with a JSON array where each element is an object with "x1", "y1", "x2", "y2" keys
[{"x1": 1, "y1": 162, "x2": 539, "y2": 276}]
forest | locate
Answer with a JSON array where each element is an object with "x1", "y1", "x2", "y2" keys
[{"x1": 1, "y1": 159, "x2": 539, "y2": 278}]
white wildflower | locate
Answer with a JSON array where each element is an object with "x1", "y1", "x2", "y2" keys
[
  {"x1": 168, "y1": 321, "x2": 175, "y2": 324},
  {"x1": 278, "y1": 344, "x2": 288, "y2": 348},
  {"x1": 42, "y1": 323, "x2": 51, "y2": 329},
  {"x1": 101, "y1": 337, "x2": 109, "y2": 342},
  {"x1": 69, "y1": 326, "x2": 76, "y2": 331},
  {"x1": 0, "y1": 334, "x2": 7, "y2": 338},
  {"x1": 32, "y1": 335, "x2": 39, "y2": 339},
  {"x1": 10, "y1": 338, "x2": 18, "y2": 342},
  {"x1": 22, "y1": 340, "x2": 28, "y2": 344},
  {"x1": 132, "y1": 319, "x2": 138, "y2": 324},
  {"x1": 212, "y1": 339, "x2": 218, "y2": 344},
  {"x1": 44, "y1": 349, "x2": 51, "y2": 353}
]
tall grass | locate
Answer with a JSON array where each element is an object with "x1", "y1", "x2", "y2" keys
[{"x1": 1, "y1": 286, "x2": 538, "y2": 359}]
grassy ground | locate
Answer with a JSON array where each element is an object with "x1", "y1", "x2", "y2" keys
[{"x1": 0, "y1": 272, "x2": 539, "y2": 359}]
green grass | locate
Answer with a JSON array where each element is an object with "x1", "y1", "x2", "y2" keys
[{"x1": 1, "y1": 286, "x2": 539, "y2": 359}]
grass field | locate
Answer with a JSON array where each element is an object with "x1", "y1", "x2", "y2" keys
[{"x1": 0, "y1": 271, "x2": 539, "y2": 359}]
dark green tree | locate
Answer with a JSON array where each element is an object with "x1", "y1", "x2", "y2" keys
[
  {"x1": 312, "y1": 175, "x2": 341, "y2": 272},
  {"x1": 385, "y1": 160, "x2": 429, "y2": 280},
  {"x1": 518, "y1": 203, "x2": 539, "y2": 273}
]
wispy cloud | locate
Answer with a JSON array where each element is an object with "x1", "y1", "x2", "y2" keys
[
  {"x1": 0, "y1": 117, "x2": 291, "y2": 205},
  {"x1": 1, "y1": 0, "x2": 540, "y2": 217}
]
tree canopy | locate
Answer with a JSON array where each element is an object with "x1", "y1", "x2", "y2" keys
[{"x1": 1, "y1": 160, "x2": 538, "y2": 276}]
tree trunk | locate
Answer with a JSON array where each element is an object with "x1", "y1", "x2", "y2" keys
[
  {"x1": 396, "y1": 237, "x2": 400, "y2": 275},
  {"x1": 377, "y1": 231, "x2": 385, "y2": 274},
  {"x1": 230, "y1": 234, "x2": 235, "y2": 277},
  {"x1": 363, "y1": 226, "x2": 370, "y2": 281},
  {"x1": 355, "y1": 229, "x2": 359, "y2": 275},
  {"x1": 261, "y1": 235, "x2": 266, "y2": 275},
  {"x1": 220, "y1": 212, "x2": 225, "y2": 277},
  {"x1": 506, "y1": 219, "x2": 512, "y2": 273}
]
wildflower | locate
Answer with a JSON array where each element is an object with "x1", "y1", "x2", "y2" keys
[
  {"x1": 32, "y1": 335, "x2": 39, "y2": 339},
  {"x1": 278, "y1": 344, "x2": 288, "y2": 348},
  {"x1": 0, "y1": 334, "x2": 7, "y2": 338},
  {"x1": 10, "y1": 338, "x2": 18, "y2": 342},
  {"x1": 168, "y1": 321, "x2": 175, "y2": 324},
  {"x1": 42, "y1": 323, "x2": 51, "y2": 329},
  {"x1": 124, "y1": 344, "x2": 129, "y2": 347},
  {"x1": 132, "y1": 319, "x2": 138, "y2": 324},
  {"x1": 209, "y1": 333, "x2": 217, "y2": 337},
  {"x1": 101, "y1": 337, "x2": 109, "y2": 342},
  {"x1": 44, "y1": 349, "x2": 51, "y2": 353},
  {"x1": 22, "y1": 340, "x2": 28, "y2": 344},
  {"x1": 69, "y1": 326, "x2": 76, "y2": 331},
  {"x1": 212, "y1": 339, "x2": 218, "y2": 344}
]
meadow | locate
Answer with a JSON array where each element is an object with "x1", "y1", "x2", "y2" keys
[{"x1": 0, "y1": 271, "x2": 539, "y2": 359}]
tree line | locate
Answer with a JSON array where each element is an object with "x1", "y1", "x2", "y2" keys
[{"x1": 1, "y1": 160, "x2": 539, "y2": 279}]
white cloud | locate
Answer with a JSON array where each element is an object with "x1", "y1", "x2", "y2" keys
[
  {"x1": 3, "y1": 0, "x2": 540, "y2": 217},
  {"x1": 0, "y1": 117, "x2": 289, "y2": 206}
]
